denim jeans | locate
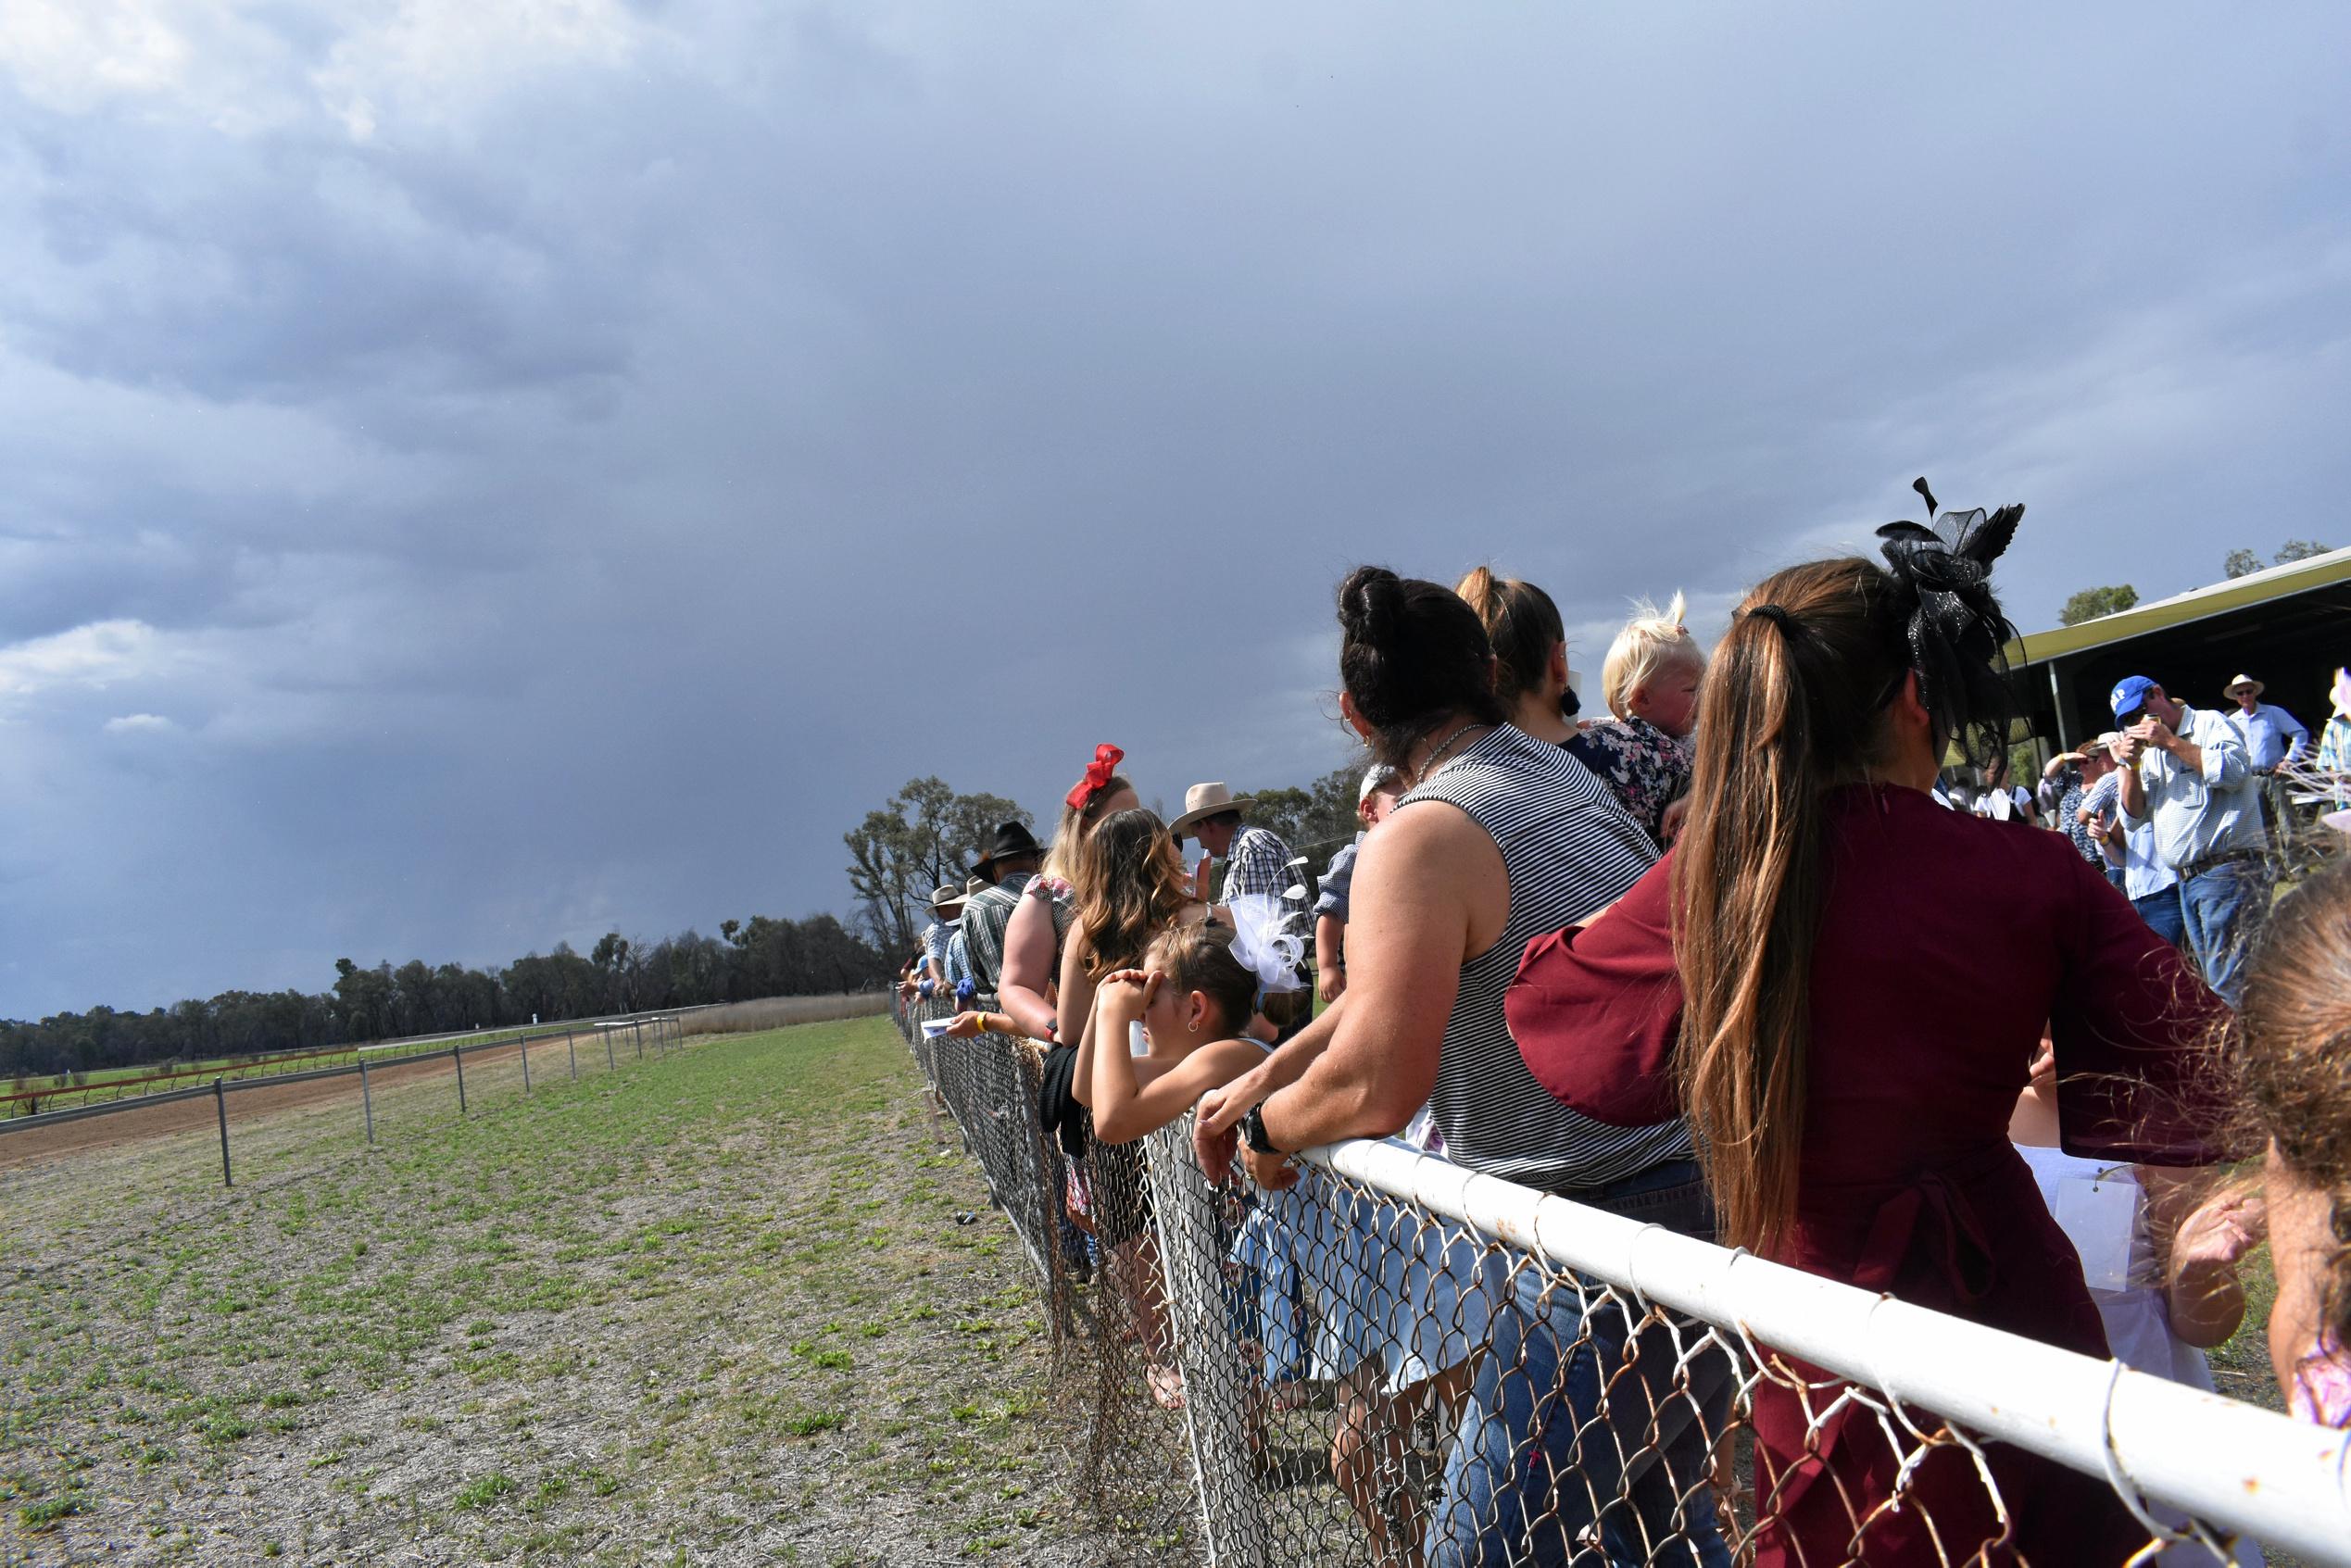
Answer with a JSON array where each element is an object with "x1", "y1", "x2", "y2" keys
[
  {"x1": 2132, "y1": 884, "x2": 2188, "y2": 950},
  {"x1": 2179, "y1": 858, "x2": 2267, "y2": 1009},
  {"x1": 1426, "y1": 1160, "x2": 1734, "y2": 1567}
]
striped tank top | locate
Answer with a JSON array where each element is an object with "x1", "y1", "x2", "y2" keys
[{"x1": 1399, "y1": 723, "x2": 1694, "y2": 1194}]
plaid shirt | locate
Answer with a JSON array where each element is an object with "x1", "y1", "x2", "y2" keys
[
  {"x1": 1220, "y1": 825, "x2": 1296, "y2": 904},
  {"x1": 921, "y1": 921, "x2": 953, "y2": 978}
]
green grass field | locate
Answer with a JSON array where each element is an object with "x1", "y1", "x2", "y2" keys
[
  {"x1": 5, "y1": 1024, "x2": 565, "y2": 1109},
  {"x1": 0, "y1": 1016, "x2": 1115, "y2": 1565}
]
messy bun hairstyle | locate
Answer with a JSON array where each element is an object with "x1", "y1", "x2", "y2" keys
[
  {"x1": 1338, "y1": 566, "x2": 1505, "y2": 769},
  {"x1": 1454, "y1": 567, "x2": 1566, "y2": 709}
]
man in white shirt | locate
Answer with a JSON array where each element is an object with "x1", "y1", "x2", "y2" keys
[
  {"x1": 2223, "y1": 673, "x2": 2308, "y2": 772},
  {"x1": 2110, "y1": 675, "x2": 2265, "y2": 1005},
  {"x1": 1969, "y1": 754, "x2": 2037, "y2": 824}
]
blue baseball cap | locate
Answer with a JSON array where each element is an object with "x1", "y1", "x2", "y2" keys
[{"x1": 2109, "y1": 675, "x2": 2156, "y2": 719}]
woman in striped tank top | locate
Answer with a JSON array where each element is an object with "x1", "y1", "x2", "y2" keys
[{"x1": 1197, "y1": 566, "x2": 1730, "y2": 1567}]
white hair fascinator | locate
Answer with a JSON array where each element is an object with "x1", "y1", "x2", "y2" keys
[{"x1": 1224, "y1": 893, "x2": 1309, "y2": 997}]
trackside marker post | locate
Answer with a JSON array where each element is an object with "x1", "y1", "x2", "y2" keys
[
  {"x1": 360, "y1": 1058, "x2": 374, "y2": 1145},
  {"x1": 454, "y1": 1045, "x2": 467, "y2": 1113},
  {"x1": 214, "y1": 1077, "x2": 232, "y2": 1187},
  {"x1": 520, "y1": 1034, "x2": 532, "y2": 1095},
  {"x1": 567, "y1": 1028, "x2": 577, "y2": 1081}
]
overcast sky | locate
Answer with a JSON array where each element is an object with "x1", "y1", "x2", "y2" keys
[{"x1": 2, "y1": 2, "x2": 2345, "y2": 1017}]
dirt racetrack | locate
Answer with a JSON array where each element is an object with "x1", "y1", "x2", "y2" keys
[{"x1": 0, "y1": 1034, "x2": 584, "y2": 1172}]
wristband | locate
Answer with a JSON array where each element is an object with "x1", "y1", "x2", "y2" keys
[{"x1": 1241, "y1": 1105, "x2": 1279, "y2": 1157}]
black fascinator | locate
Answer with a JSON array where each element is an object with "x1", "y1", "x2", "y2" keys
[{"x1": 1875, "y1": 477, "x2": 2023, "y2": 771}]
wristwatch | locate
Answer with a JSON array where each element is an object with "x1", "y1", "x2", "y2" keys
[{"x1": 1241, "y1": 1105, "x2": 1279, "y2": 1157}]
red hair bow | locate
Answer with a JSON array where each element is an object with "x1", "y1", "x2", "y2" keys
[{"x1": 1066, "y1": 744, "x2": 1125, "y2": 812}]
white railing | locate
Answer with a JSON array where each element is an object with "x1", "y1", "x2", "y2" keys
[{"x1": 892, "y1": 997, "x2": 2349, "y2": 1565}]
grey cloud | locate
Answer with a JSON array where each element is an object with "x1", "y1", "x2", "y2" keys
[{"x1": 0, "y1": 1, "x2": 2346, "y2": 1015}]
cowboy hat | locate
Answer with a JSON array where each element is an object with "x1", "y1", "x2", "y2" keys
[
  {"x1": 2223, "y1": 673, "x2": 2265, "y2": 700},
  {"x1": 929, "y1": 884, "x2": 967, "y2": 913},
  {"x1": 973, "y1": 820, "x2": 1047, "y2": 879},
  {"x1": 1169, "y1": 782, "x2": 1255, "y2": 840},
  {"x1": 963, "y1": 873, "x2": 988, "y2": 897}
]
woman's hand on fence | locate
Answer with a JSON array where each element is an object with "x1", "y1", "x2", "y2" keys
[{"x1": 939, "y1": 1011, "x2": 990, "y2": 1038}]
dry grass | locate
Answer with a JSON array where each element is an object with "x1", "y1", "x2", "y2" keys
[{"x1": 0, "y1": 1015, "x2": 1127, "y2": 1565}]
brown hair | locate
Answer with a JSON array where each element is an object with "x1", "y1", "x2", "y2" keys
[
  {"x1": 1145, "y1": 922, "x2": 1258, "y2": 1038},
  {"x1": 1074, "y1": 808, "x2": 1196, "y2": 977},
  {"x1": 1338, "y1": 565, "x2": 1505, "y2": 769},
  {"x1": 1044, "y1": 771, "x2": 1135, "y2": 884},
  {"x1": 1671, "y1": 558, "x2": 1917, "y2": 1253},
  {"x1": 2238, "y1": 854, "x2": 2351, "y2": 1353},
  {"x1": 1453, "y1": 567, "x2": 1565, "y2": 709}
]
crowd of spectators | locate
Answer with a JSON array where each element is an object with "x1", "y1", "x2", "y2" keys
[{"x1": 890, "y1": 480, "x2": 2350, "y2": 1566}]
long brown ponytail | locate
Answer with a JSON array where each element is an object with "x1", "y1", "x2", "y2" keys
[{"x1": 1671, "y1": 558, "x2": 1914, "y2": 1252}]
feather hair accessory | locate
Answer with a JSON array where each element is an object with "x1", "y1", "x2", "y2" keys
[
  {"x1": 1222, "y1": 893, "x2": 1308, "y2": 997},
  {"x1": 1875, "y1": 476, "x2": 2025, "y2": 772}
]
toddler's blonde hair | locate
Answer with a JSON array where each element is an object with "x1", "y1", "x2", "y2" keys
[{"x1": 1601, "y1": 591, "x2": 1701, "y2": 721}]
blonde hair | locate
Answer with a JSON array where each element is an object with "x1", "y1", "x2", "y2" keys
[
  {"x1": 1042, "y1": 770, "x2": 1135, "y2": 884},
  {"x1": 1601, "y1": 590, "x2": 1701, "y2": 721}
]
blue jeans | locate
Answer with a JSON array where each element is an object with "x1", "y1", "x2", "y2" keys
[
  {"x1": 2180, "y1": 858, "x2": 2267, "y2": 1009},
  {"x1": 1426, "y1": 1160, "x2": 1734, "y2": 1567},
  {"x1": 2132, "y1": 885, "x2": 2188, "y2": 950}
]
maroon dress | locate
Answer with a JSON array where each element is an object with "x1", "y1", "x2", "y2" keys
[{"x1": 1506, "y1": 783, "x2": 2231, "y2": 1567}]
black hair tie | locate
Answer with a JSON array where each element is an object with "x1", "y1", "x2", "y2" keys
[{"x1": 1746, "y1": 603, "x2": 1797, "y2": 633}]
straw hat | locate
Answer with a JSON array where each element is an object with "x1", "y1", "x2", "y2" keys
[
  {"x1": 1169, "y1": 782, "x2": 1254, "y2": 840},
  {"x1": 929, "y1": 884, "x2": 966, "y2": 914},
  {"x1": 2223, "y1": 673, "x2": 2265, "y2": 700}
]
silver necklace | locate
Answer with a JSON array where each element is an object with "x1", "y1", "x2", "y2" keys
[{"x1": 1414, "y1": 721, "x2": 1486, "y2": 784}]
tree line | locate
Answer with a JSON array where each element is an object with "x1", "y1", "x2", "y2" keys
[{"x1": 2, "y1": 913, "x2": 891, "y2": 1082}]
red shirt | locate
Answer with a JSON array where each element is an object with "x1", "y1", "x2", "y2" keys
[{"x1": 1507, "y1": 783, "x2": 2231, "y2": 1565}]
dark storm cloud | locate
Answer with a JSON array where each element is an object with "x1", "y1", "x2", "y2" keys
[{"x1": 1, "y1": 1, "x2": 2346, "y2": 1015}]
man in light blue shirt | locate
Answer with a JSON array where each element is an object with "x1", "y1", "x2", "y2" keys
[
  {"x1": 2223, "y1": 672, "x2": 2308, "y2": 772},
  {"x1": 2112, "y1": 674, "x2": 2265, "y2": 1004}
]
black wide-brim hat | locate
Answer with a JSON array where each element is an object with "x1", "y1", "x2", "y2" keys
[{"x1": 973, "y1": 819, "x2": 1047, "y2": 878}]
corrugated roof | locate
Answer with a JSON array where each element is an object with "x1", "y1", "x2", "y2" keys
[{"x1": 2007, "y1": 546, "x2": 2351, "y2": 667}]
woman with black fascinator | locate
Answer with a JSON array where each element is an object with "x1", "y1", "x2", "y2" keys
[{"x1": 1509, "y1": 483, "x2": 2238, "y2": 1566}]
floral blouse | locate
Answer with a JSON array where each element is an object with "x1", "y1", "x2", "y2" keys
[{"x1": 1563, "y1": 716, "x2": 1691, "y2": 846}]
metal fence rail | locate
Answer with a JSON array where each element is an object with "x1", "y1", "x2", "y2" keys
[
  {"x1": 889, "y1": 997, "x2": 2351, "y2": 1566},
  {"x1": 0, "y1": 1013, "x2": 689, "y2": 1192}
]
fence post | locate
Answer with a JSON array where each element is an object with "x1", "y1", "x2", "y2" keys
[
  {"x1": 454, "y1": 1045, "x2": 467, "y2": 1113},
  {"x1": 360, "y1": 1058, "x2": 375, "y2": 1146},
  {"x1": 567, "y1": 1028, "x2": 577, "y2": 1081},
  {"x1": 635, "y1": 1022, "x2": 644, "y2": 1060},
  {"x1": 213, "y1": 1077, "x2": 232, "y2": 1188},
  {"x1": 520, "y1": 1034, "x2": 532, "y2": 1096},
  {"x1": 605, "y1": 1027, "x2": 617, "y2": 1072}
]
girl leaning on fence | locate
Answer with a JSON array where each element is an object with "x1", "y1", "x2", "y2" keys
[
  {"x1": 1508, "y1": 484, "x2": 2237, "y2": 1567},
  {"x1": 1198, "y1": 565, "x2": 1731, "y2": 1567}
]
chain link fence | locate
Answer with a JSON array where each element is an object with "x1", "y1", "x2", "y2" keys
[{"x1": 891, "y1": 995, "x2": 2351, "y2": 1567}]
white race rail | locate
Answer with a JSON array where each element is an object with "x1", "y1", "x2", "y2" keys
[{"x1": 1308, "y1": 1136, "x2": 2351, "y2": 1566}]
